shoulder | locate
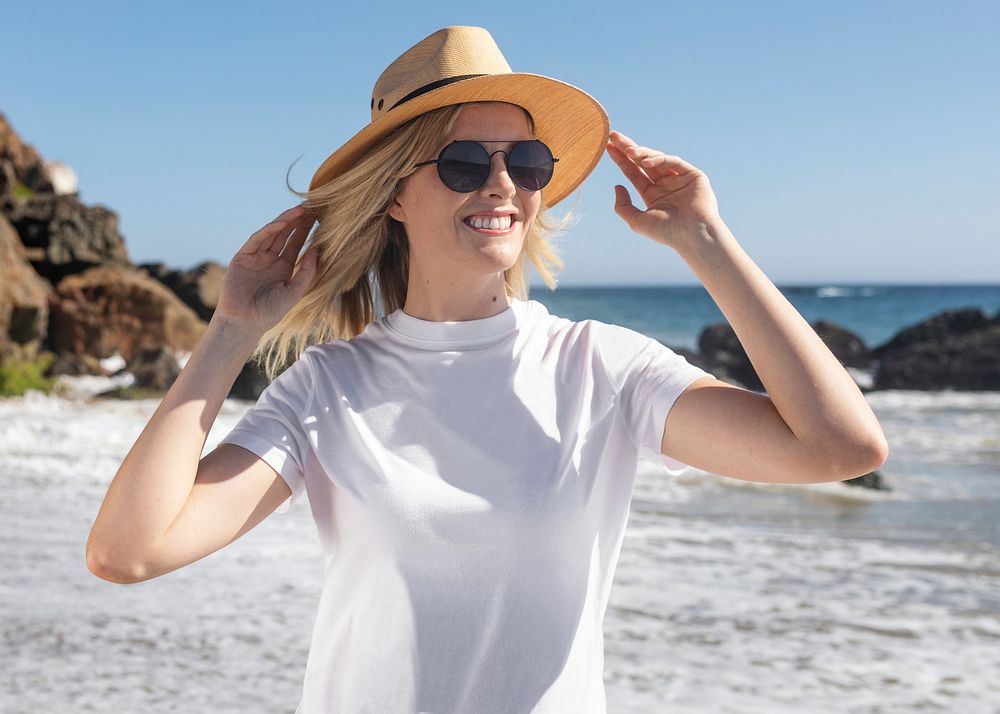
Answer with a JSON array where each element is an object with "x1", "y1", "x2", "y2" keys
[
  {"x1": 304, "y1": 316, "x2": 390, "y2": 360},
  {"x1": 521, "y1": 298, "x2": 601, "y2": 344},
  {"x1": 584, "y1": 317, "x2": 665, "y2": 363},
  {"x1": 519, "y1": 300, "x2": 676, "y2": 370},
  {"x1": 298, "y1": 318, "x2": 399, "y2": 388}
]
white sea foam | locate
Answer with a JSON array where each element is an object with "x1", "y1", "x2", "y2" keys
[
  {"x1": 813, "y1": 286, "x2": 889, "y2": 299},
  {"x1": 816, "y1": 286, "x2": 855, "y2": 298},
  {"x1": 99, "y1": 353, "x2": 127, "y2": 373},
  {"x1": 847, "y1": 366, "x2": 875, "y2": 390},
  {"x1": 606, "y1": 512, "x2": 1000, "y2": 713}
]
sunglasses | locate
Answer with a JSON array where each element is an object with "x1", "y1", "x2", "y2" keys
[{"x1": 413, "y1": 139, "x2": 559, "y2": 193}]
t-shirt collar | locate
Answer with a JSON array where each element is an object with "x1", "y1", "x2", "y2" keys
[{"x1": 384, "y1": 298, "x2": 526, "y2": 350}]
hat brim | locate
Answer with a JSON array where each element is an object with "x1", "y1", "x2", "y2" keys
[{"x1": 307, "y1": 73, "x2": 609, "y2": 208}]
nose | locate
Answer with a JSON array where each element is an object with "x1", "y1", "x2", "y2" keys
[{"x1": 479, "y1": 149, "x2": 517, "y2": 198}]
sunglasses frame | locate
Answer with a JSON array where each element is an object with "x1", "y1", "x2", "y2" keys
[{"x1": 413, "y1": 139, "x2": 559, "y2": 193}]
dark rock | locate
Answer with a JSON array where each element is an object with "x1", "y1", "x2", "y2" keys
[
  {"x1": 872, "y1": 308, "x2": 1000, "y2": 391},
  {"x1": 47, "y1": 352, "x2": 111, "y2": 377},
  {"x1": 812, "y1": 320, "x2": 872, "y2": 369},
  {"x1": 692, "y1": 319, "x2": 873, "y2": 393},
  {"x1": 230, "y1": 359, "x2": 271, "y2": 401},
  {"x1": 872, "y1": 308, "x2": 991, "y2": 355},
  {"x1": 667, "y1": 345, "x2": 742, "y2": 388},
  {"x1": 695, "y1": 323, "x2": 761, "y2": 391},
  {"x1": 0, "y1": 213, "x2": 50, "y2": 359},
  {"x1": 137, "y1": 260, "x2": 225, "y2": 322},
  {"x1": 4, "y1": 193, "x2": 131, "y2": 286},
  {"x1": 842, "y1": 470, "x2": 891, "y2": 491},
  {"x1": 127, "y1": 346, "x2": 182, "y2": 390},
  {"x1": 94, "y1": 385, "x2": 167, "y2": 401}
]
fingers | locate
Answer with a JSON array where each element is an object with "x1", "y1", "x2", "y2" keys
[
  {"x1": 609, "y1": 130, "x2": 641, "y2": 152},
  {"x1": 278, "y1": 213, "x2": 316, "y2": 263},
  {"x1": 609, "y1": 130, "x2": 700, "y2": 178},
  {"x1": 636, "y1": 153, "x2": 700, "y2": 178},
  {"x1": 244, "y1": 204, "x2": 309, "y2": 254},
  {"x1": 288, "y1": 244, "x2": 319, "y2": 297},
  {"x1": 609, "y1": 130, "x2": 662, "y2": 163},
  {"x1": 606, "y1": 140, "x2": 653, "y2": 193},
  {"x1": 260, "y1": 212, "x2": 313, "y2": 264},
  {"x1": 612, "y1": 184, "x2": 643, "y2": 230},
  {"x1": 609, "y1": 130, "x2": 662, "y2": 168}
]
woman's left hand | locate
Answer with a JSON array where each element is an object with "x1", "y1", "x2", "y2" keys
[{"x1": 606, "y1": 130, "x2": 722, "y2": 250}]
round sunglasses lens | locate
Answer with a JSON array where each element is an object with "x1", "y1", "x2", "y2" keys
[
  {"x1": 509, "y1": 141, "x2": 554, "y2": 191},
  {"x1": 437, "y1": 141, "x2": 489, "y2": 192}
]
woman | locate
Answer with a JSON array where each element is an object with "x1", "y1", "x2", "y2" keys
[{"x1": 87, "y1": 26, "x2": 888, "y2": 713}]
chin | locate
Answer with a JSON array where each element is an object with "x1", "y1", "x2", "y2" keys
[{"x1": 472, "y1": 240, "x2": 523, "y2": 270}]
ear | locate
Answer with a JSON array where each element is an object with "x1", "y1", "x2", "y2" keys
[{"x1": 387, "y1": 198, "x2": 406, "y2": 223}]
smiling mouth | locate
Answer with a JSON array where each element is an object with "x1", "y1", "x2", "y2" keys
[{"x1": 463, "y1": 215, "x2": 515, "y2": 233}]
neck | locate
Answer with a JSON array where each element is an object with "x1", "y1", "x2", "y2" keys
[{"x1": 402, "y1": 274, "x2": 512, "y2": 322}]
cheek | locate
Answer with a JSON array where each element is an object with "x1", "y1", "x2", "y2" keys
[
  {"x1": 404, "y1": 189, "x2": 425, "y2": 213},
  {"x1": 398, "y1": 179, "x2": 436, "y2": 217},
  {"x1": 415, "y1": 189, "x2": 458, "y2": 224}
]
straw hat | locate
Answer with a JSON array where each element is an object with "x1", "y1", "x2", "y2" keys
[{"x1": 308, "y1": 26, "x2": 609, "y2": 207}]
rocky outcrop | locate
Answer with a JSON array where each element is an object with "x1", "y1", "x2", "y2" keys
[
  {"x1": 812, "y1": 320, "x2": 873, "y2": 369},
  {"x1": 874, "y1": 307, "x2": 991, "y2": 351},
  {"x1": 842, "y1": 470, "x2": 891, "y2": 491},
  {"x1": 871, "y1": 308, "x2": 1000, "y2": 390},
  {"x1": 0, "y1": 213, "x2": 50, "y2": 360},
  {"x1": 690, "y1": 323, "x2": 760, "y2": 391},
  {"x1": 0, "y1": 111, "x2": 57, "y2": 198},
  {"x1": 687, "y1": 319, "x2": 876, "y2": 394},
  {"x1": 125, "y1": 346, "x2": 184, "y2": 392},
  {"x1": 232, "y1": 361, "x2": 273, "y2": 401},
  {"x1": 4, "y1": 193, "x2": 130, "y2": 285},
  {"x1": 686, "y1": 307, "x2": 1000, "y2": 393},
  {"x1": 138, "y1": 260, "x2": 225, "y2": 322},
  {"x1": 47, "y1": 264, "x2": 206, "y2": 365},
  {"x1": 0, "y1": 111, "x2": 233, "y2": 394}
]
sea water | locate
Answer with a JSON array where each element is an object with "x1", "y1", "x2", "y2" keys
[
  {"x1": 2, "y1": 284, "x2": 998, "y2": 713},
  {"x1": 531, "y1": 283, "x2": 1000, "y2": 352}
]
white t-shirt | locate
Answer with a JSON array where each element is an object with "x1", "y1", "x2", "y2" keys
[{"x1": 220, "y1": 297, "x2": 713, "y2": 713}]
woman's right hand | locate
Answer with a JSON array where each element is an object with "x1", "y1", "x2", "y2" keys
[{"x1": 210, "y1": 203, "x2": 319, "y2": 337}]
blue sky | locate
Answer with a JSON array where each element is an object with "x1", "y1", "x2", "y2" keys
[{"x1": 3, "y1": 1, "x2": 998, "y2": 286}]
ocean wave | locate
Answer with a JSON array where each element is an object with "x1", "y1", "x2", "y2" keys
[{"x1": 815, "y1": 286, "x2": 888, "y2": 298}]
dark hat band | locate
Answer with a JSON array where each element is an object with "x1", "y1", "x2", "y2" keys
[{"x1": 388, "y1": 73, "x2": 488, "y2": 111}]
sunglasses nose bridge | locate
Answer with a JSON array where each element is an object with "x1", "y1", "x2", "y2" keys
[
  {"x1": 481, "y1": 148, "x2": 517, "y2": 193},
  {"x1": 485, "y1": 148, "x2": 509, "y2": 162}
]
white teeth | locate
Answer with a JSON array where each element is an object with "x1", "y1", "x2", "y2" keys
[{"x1": 465, "y1": 215, "x2": 512, "y2": 230}]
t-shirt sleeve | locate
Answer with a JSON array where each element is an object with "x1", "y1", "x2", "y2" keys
[
  {"x1": 593, "y1": 321, "x2": 715, "y2": 474},
  {"x1": 218, "y1": 349, "x2": 315, "y2": 514}
]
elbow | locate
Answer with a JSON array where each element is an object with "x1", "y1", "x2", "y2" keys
[
  {"x1": 86, "y1": 543, "x2": 152, "y2": 585},
  {"x1": 868, "y1": 434, "x2": 890, "y2": 471},
  {"x1": 799, "y1": 432, "x2": 889, "y2": 484},
  {"x1": 827, "y1": 434, "x2": 890, "y2": 482}
]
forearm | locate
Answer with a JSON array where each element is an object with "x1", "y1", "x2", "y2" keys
[
  {"x1": 87, "y1": 318, "x2": 261, "y2": 571},
  {"x1": 676, "y1": 217, "x2": 888, "y2": 473}
]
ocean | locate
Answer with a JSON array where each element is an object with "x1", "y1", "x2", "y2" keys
[
  {"x1": 3, "y1": 284, "x2": 999, "y2": 713},
  {"x1": 529, "y1": 283, "x2": 1000, "y2": 354}
]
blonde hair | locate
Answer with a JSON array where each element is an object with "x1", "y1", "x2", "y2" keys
[{"x1": 253, "y1": 102, "x2": 575, "y2": 381}]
